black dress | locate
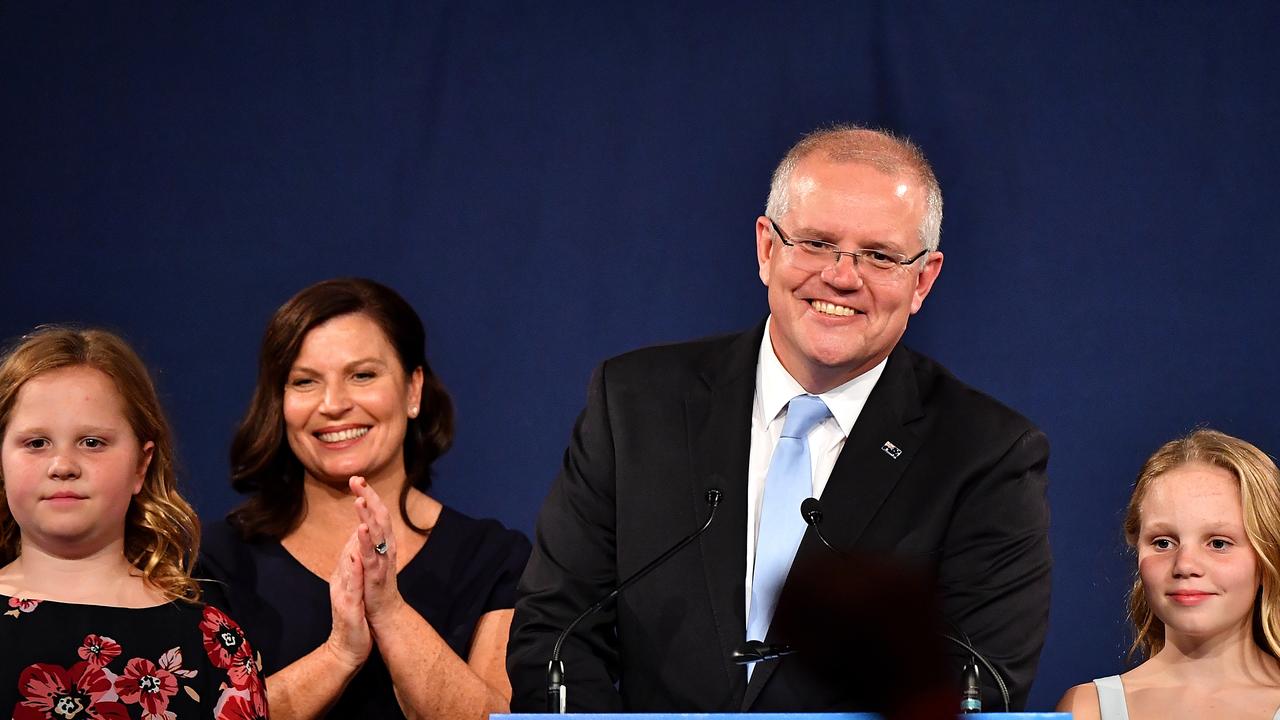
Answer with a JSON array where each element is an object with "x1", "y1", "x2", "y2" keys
[
  {"x1": 0, "y1": 593, "x2": 268, "y2": 720},
  {"x1": 198, "y1": 505, "x2": 531, "y2": 718}
]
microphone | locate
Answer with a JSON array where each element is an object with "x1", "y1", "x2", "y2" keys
[
  {"x1": 729, "y1": 497, "x2": 842, "y2": 666},
  {"x1": 800, "y1": 496, "x2": 845, "y2": 556},
  {"x1": 960, "y1": 659, "x2": 982, "y2": 713},
  {"x1": 801, "y1": 497, "x2": 1010, "y2": 713},
  {"x1": 546, "y1": 487, "x2": 724, "y2": 713},
  {"x1": 942, "y1": 629, "x2": 1010, "y2": 713},
  {"x1": 731, "y1": 639, "x2": 797, "y2": 664}
]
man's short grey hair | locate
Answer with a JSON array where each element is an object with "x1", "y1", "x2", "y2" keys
[{"x1": 764, "y1": 124, "x2": 943, "y2": 252}]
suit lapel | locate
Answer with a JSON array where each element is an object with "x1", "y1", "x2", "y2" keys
[
  {"x1": 812, "y1": 344, "x2": 923, "y2": 549},
  {"x1": 741, "y1": 344, "x2": 923, "y2": 709},
  {"x1": 685, "y1": 322, "x2": 762, "y2": 706}
]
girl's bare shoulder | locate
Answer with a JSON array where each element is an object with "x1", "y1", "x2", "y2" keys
[{"x1": 1056, "y1": 682, "x2": 1102, "y2": 720}]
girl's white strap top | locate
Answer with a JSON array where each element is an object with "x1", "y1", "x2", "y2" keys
[{"x1": 1092, "y1": 675, "x2": 1280, "y2": 720}]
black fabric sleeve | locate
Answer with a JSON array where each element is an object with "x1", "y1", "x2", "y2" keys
[
  {"x1": 481, "y1": 527, "x2": 533, "y2": 614},
  {"x1": 507, "y1": 363, "x2": 625, "y2": 712},
  {"x1": 192, "y1": 521, "x2": 240, "y2": 616},
  {"x1": 936, "y1": 427, "x2": 1052, "y2": 711}
]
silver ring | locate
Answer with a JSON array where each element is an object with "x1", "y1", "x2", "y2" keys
[{"x1": 374, "y1": 541, "x2": 388, "y2": 555}]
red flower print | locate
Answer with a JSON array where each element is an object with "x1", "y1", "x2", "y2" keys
[
  {"x1": 77, "y1": 635, "x2": 123, "y2": 669},
  {"x1": 5, "y1": 596, "x2": 41, "y2": 618},
  {"x1": 156, "y1": 646, "x2": 198, "y2": 679},
  {"x1": 14, "y1": 661, "x2": 129, "y2": 720},
  {"x1": 222, "y1": 649, "x2": 264, "y2": 693},
  {"x1": 212, "y1": 686, "x2": 268, "y2": 720},
  {"x1": 114, "y1": 658, "x2": 179, "y2": 717},
  {"x1": 199, "y1": 605, "x2": 251, "y2": 669}
]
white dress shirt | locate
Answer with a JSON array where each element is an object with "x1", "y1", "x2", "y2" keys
[{"x1": 743, "y1": 316, "x2": 887, "y2": 627}]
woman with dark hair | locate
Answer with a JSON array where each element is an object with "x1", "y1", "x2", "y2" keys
[{"x1": 199, "y1": 278, "x2": 530, "y2": 719}]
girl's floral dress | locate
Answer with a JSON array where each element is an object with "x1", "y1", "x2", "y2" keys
[{"x1": 1, "y1": 595, "x2": 268, "y2": 720}]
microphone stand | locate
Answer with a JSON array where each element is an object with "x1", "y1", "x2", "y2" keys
[
  {"x1": 942, "y1": 630, "x2": 1010, "y2": 713},
  {"x1": 730, "y1": 639, "x2": 797, "y2": 664},
  {"x1": 726, "y1": 498, "x2": 834, "y2": 666},
  {"x1": 800, "y1": 497, "x2": 1010, "y2": 713},
  {"x1": 546, "y1": 488, "x2": 723, "y2": 712}
]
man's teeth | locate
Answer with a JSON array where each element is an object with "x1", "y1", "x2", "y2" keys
[
  {"x1": 317, "y1": 427, "x2": 370, "y2": 442},
  {"x1": 811, "y1": 300, "x2": 858, "y2": 317}
]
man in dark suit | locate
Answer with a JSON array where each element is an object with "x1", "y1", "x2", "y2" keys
[{"x1": 507, "y1": 125, "x2": 1051, "y2": 712}]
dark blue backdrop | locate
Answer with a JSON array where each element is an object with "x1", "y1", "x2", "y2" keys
[{"x1": 3, "y1": 2, "x2": 1278, "y2": 710}]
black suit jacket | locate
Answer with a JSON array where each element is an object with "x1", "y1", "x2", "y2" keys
[{"x1": 508, "y1": 323, "x2": 1051, "y2": 711}]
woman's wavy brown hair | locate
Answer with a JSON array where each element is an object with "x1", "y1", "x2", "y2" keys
[
  {"x1": 1124, "y1": 429, "x2": 1280, "y2": 660},
  {"x1": 0, "y1": 327, "x2": 201, "y2": 602},
  {"x1": 227, "y1": 278, "x2": 454, "y2": 540}
]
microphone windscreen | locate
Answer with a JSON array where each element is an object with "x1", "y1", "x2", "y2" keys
[{"x1": 800, "y1": 497, "x2": 823, "y2": 524}]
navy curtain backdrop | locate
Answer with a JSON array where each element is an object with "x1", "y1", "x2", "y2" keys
[{"x1": 3, "y1": 2, "x2": 1277, "y2": 710}]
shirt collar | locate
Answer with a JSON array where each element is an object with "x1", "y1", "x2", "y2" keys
[{"x1": 756, "y1": 316, "x2": 889, "y2": 438}]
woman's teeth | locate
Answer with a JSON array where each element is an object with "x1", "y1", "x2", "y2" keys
[{"x1": 317, "y1": 427, "x2": 370, "y2": 442}]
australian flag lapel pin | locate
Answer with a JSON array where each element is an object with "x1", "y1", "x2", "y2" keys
[{"x1": 881, "y1": 441, "x2": 903, "y2": 460}]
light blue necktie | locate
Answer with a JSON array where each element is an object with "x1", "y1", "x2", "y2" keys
[{"x1": 746, "y1": 394, "x2": 830, "y2": 672}]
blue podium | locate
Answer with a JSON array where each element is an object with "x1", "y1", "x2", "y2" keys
[{"x1": 494, "y1": 707, "x2": 1064, "y2": 712}]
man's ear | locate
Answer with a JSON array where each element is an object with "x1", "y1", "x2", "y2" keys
[
  {"x1": 756, "y1": 216, "x2": 777, "y2": 286},
  {"x1": 910, "y1": 251, "x2": 944, "y2": 314}
]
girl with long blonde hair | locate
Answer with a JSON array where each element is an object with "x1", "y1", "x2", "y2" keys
[{"x1": 1058, "y1": 429, "x2": 1280, "y2": 719}]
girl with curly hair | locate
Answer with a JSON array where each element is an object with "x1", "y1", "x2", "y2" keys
[{"x1": 0, "y1": 327, "x2": 268, "y2": 720}]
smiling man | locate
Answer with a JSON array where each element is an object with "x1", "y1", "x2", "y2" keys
[{"x1": 508, "y1": 125, "x2": 1052, "y2": 712}]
